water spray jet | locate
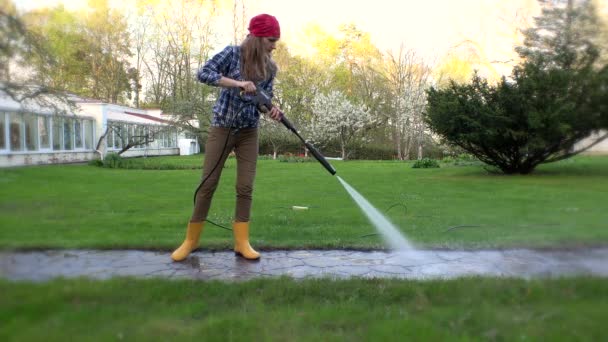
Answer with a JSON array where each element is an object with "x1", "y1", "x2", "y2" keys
[{"x1": 248, "y1": 87, "x2": 415, "y2": 252}]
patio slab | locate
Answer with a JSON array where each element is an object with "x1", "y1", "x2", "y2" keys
[{"x1": 1, "y1": 248, "x2": 607, "y2": 281}]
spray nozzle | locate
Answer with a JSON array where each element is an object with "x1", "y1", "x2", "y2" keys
[
  {"x1": 304, "y1": 141, "x2": 337, "y2": 175},
  {"x1": 279, "y1": 117, "x2": 336, "y2": 175}
]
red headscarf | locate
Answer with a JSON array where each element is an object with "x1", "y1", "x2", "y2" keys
[{"x1": 248, "y1": 14, "x2": 280, "y2": 38}]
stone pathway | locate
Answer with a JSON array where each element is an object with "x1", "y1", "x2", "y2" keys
[{"x1": 1, "y1": 248, "x2": 607, "y2": 281}]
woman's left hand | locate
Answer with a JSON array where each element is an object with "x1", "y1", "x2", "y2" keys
[{"x1": 269, "y1": 106, "x2": 282, "y2": 121}]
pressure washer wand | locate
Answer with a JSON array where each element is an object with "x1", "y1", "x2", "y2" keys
[
  {"x1": 280, "y1": 116, "x2": 337, "y2": 176},
  {"x1": 243, "y1": 86, "x2": 337, "y2": 176}
]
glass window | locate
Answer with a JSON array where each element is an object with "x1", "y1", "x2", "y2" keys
[
  {"x1": 148, "y1": 126, "x2": 156, "y2": 147},
  {"x1": 131, "y1": 125, "x2": 137, "y2": 148},
  {"x1": 74, "y1": 119, "x2": 83, "y2": 149},
  {"x1": 39, "y1": 116, "x2": 51, "y2": 150},
  {"x1": 64, "y1": 118, "x2": 73, "y2": 150},
  {"x1": 122, "y1": 125, "x2": 128, "y2": 148},
  {"x1": 121, "y1": 124, "x2": 128, "y2": 147},
  {"x1": 0, "y1": 113, "x2": 5, "y2": 150},
  {"x1": 106, "y1": 125, "x2": 114, "y2": 149},
  {"x1": 53, "y1": 117, "x2": 63, "y2": 150},
  {"x1": 156, "y1": 127, "x2": 162, "y2": 147},
  {"x1": 9, "y1": 112, "x2": 23, "y2": 151},
  {"x1": 24, "y1": 113, "x2": 38, "y2": 151},
  {"x1": 156, "y1": 127, "x2": 163, "y2": 148},
  {"x1": 135, "y1": 126, "x2": 142, "y2": 147},
  {"x1": 84, "y1": 120, "x2": 93, "y2": 150},
  {"x1": 138, "y1": 126, "x2": 143, "y2": 145},
  {"x1": 170, "y1": 129, "x2": 177, "y2": 147},
  {"x1": 112, "y1": 123, "x2": 122, "y2": 149},
  {"x1": 145, "y1": 126, "x2": 151, "y2": 147}
]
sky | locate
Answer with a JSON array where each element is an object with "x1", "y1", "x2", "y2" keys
[
  {"x1": 13, "y1": 0, "x2": 549, "y2": 74},
  {"x1": 13, "y1": 0, "x2": 541, "y2": 52},
  {"x1": 17, "y1": 0, "x2": 602, "y2": 76},
  {"x1": 248, "y1": 0, "x2": 538, "y2": 59}
]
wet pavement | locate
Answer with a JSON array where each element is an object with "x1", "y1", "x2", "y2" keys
[{"x1": 1, "y1": 248, "x2": 607, "y2": 281}]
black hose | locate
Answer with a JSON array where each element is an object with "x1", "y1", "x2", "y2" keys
[{"x1": 192, "y1": 129, "x2": 232, "y2": 205}]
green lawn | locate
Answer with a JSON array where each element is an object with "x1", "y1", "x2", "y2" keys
[
  {"x1": 1, "y1": 155, "x2": 607, "y2": 250},
  {"x1": 1, "y1": 276, "x2": 607, "y2": 341},
  {"x1": 2, "y1": 156, "x2": 607, "y2": 341}
]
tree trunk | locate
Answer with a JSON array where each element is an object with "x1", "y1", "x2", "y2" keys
[
  {"x1": 395, "y1": 128, "x2": 403, "y2": 160},
  {"x1": 417, "y1": 130, "x2": 424, "y2": 160}
]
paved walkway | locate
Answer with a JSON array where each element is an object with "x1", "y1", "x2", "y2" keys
[{"x1": 2, "y1": 248, "x2": 607, "y2": 281}]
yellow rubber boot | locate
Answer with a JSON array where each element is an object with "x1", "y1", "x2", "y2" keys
[
  {"x1": 233, "y1": 221, "x2": 260, "y2": 260},
  {"x1": 171, "y1": 221, "x2": 205, "y2": 261}
]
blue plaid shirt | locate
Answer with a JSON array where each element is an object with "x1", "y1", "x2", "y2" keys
[{"x1": 197, "y1": 45, "x2": 275, "y2": 129}]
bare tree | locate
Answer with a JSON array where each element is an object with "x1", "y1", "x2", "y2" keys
[
  {"x1": 231, "y1": 0, "x2": 247, "y2": 45},
  {"x1": 258, "y1": 116, "x2": 296, "y2": 159},
  {"x1": 138, "y1": 0, "x2": 218, "y2": 142},
  {"x1": 0, "y1": 8, "x2": 76, "y2": 114},
  {"x1": 383, "y1": 46, "x2": 432, "y2": 160},
  {"x1": 127, "y1": 7, "x2": 152, "y2": 108}
]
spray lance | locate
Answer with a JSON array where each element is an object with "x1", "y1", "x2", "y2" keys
[{"x1": 244, "y1": 87, "x2": 337, "y2": 176}]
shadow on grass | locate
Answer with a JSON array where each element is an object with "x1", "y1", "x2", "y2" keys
[{"x1": 442, "y1": 156, "x2": 608, "y2": 178}]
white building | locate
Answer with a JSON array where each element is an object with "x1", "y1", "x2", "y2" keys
[
  {"x1": 574, "y1": 130, "x2": 608, "y2": 155},
  {"x1": 0, "y1": 91, "x2": 199, "y2": 167}
]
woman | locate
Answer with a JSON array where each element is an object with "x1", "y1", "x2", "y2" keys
[{"x1": 171, "y1": 14, "x2": 282, "y2": 262}]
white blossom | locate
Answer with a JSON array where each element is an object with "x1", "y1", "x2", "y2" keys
[{"x1": 311, "y1": 90, "x2": 373, "y2": 159}]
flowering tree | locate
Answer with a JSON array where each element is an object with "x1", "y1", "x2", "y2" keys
[
  {"x1": 383, "y1": 47, "x2": 433, "y2": 160},
  {"x1": 258, "y1": 115, "x2": 298, "y2": 159},
  {"x1": 311, "y1": 90, "x2": 373, "y2": 160}
]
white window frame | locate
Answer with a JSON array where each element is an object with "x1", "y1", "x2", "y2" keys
[
  {"x1": 171, "y1": 128, "x2": 177, "y2": 147},
  {"x1": 74, "y1": 119, "x2": 85, "y2": 151},
  {"x1": 52, "y1": 116, "x2": 64, "y2": 151},
  {"x1": 0, "y1": 112, "x2": 97, "y2": 154},
  {"x1": 114, "y1": 124, "x2": 122, "y2": 150},
  {"x1": 62, "y1": 117, "x2": 74, "y2": 151},
  {"x1": 8, "y1": 111, "x2": 25, "y2": 152},
  {"x1": 0, "y1": 112, "x2": 8, "y2": 153},
  {"x1": 22, "y1": 112, "x2": 39, "y2": 152},
  {"x1": 38, "y1": 115, "x2": 52, "y2": 152},
  {"x1": 105, "y1": 124, "x2": 113, "y2": 150},
  {"x1": 111, "y1": 122, "x2": 120, "y2": 150},
  {"x1": 83, "y1": 119, "x2": 94, "y2": 150}
]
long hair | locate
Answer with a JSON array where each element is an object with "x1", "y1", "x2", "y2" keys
[{"x1": 240, "y1": 35, "x2": 277, "y2": 83}]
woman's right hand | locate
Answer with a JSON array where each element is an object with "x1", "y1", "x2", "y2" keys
[{"x1": 239, "y1": 80, "x2": 256, "y2": 93}]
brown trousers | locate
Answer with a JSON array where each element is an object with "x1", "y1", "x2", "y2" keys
[{"x1": 191, "y1": 127, "x2": 258, "y2": 223}]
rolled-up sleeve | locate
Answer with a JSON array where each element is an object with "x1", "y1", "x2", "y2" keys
[{"x1": 197, "y1": 46, "x2": 233, "y2": 86}]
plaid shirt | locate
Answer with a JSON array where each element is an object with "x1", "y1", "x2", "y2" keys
[{"x1": 197, "y1": 45, "x2": 275, "y2": 129}]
